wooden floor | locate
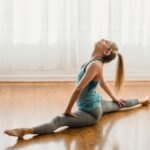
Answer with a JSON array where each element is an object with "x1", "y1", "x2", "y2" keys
[{"x1": 0, "y1": 81, "x2": 150, "y2": 150}]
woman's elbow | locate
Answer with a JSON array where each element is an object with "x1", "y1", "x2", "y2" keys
[
  {"x1": 75, "y1": 86, "x2": 83, "y2": 93},
  {"x1": 100, "y1": 80, "x2": 106, "y2": 88}
]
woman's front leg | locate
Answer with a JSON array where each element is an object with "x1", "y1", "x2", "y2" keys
[
  {"x1": 101, "y1": 98, "x2": 140, "y2": 114},
  {"x1": 101, "y1": 96, "x2": 150, "y2": 115}
]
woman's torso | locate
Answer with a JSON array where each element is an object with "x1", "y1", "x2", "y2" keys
[{"x1": 75, "y1": 57, "x2": 103, "y2": 112}]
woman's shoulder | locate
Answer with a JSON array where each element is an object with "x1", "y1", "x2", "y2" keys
[
  {"x1": 89, "y1": 60, "x2": 103, "y2": 71},
  {"x1": 84, "y1": 61, "x2": 103, "y2": 78}
]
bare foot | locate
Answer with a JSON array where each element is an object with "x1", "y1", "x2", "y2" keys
[
  {"x1": 4, "y1": 128, "x2": 26, "y2": 138},
  {"x1": 141, "y1": 96, "x2": 150, "y2": 106}
]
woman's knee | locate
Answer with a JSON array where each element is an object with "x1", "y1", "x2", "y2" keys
[{"x1": 52, "y1": 115, "x2": 66, "y2": 127}]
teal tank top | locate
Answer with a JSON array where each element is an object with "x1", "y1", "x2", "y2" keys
[{"x1": 75, "y1": 57, "x2": 103, "y2": 112}]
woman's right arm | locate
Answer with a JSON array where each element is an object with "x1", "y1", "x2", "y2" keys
[{"x1": 63, "y1": 62, "x2": 98, "y2": 117}]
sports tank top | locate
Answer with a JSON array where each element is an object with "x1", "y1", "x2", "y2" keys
[{"x1": 75, "y1": 57, "x2": 103, "y2": 112}]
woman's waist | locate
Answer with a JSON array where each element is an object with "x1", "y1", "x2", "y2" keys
[
  {"x1": 76, "y1": 97, "x2": 101, "y2": 112},
  {"x1": 78, "y1": 91, "x2": 101, "y2": 99},
  {"x1": 77, "y1": 94, "x2": 101, "y2": 103}
]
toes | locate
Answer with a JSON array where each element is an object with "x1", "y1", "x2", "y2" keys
[
  {"x1": 4, "y1": 130, "x2": 11, "y2": 135},
  {"x1": 4, "y1": 130, "x2": 20, "y2": 137},
  {"x1": 145, "y1": 96, "x2": 150, "y2": 103},
  {"x1": 146, "y1": 96, "x2": 150, "y2": 100},
  {"x1": 4, "y1": 130, "x2": 7, "y2": 134}
]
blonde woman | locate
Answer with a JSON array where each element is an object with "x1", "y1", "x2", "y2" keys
[{"x1": 4, "y1": 38, "x2": 150, "y2": 138}]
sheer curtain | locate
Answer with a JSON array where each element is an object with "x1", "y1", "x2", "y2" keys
[
  {"x1": 110, "y1": 0, "x2": 150, "y2": 79},
  {"x1": 0, "y1": 0, "x2": 150, "y2": 81}
]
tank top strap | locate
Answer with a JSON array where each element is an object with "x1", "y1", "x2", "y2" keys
[
  {"x1": 83, "y1": 57, "x2": 103, "y2": 73},
  {"x1": 90, "y1": 57, "x2": 104, "y2": 63}
]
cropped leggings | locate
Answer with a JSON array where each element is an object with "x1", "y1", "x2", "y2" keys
[{"x1": 33, "y1": 99, "x2": 139, "y2": 135}]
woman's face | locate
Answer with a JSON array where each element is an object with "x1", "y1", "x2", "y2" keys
[{"x1": 95, "y1": 38, "x2": 112, "y2": 52}]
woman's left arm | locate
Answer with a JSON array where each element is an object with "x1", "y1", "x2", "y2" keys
[
  {"x1": 100, "y1": 80, "x2": 125, "y2": 107},
  {"x1": 100, "y1": 80, "x2": 117, "y2": 101},
  {"x1": 99, "y1": 66, "x2": 125, "y2": 107}
]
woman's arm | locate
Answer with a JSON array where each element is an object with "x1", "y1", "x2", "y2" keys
[
  {"x1": 64, "y1": 62, "x2": 98, "y2": 117},
  {"x1": 100, "y1": 80, "x2": 117, "y2": 101},
  {"x1": 100, "y1": 79, "x2": 125, "y2": 107},
  {"x1": 99, "y1": 66, "x2": 125, "y2": 107}
]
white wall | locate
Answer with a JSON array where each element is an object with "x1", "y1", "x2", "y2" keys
[
  {"x1": 0, "y1": 32, "x2": 150, "y2": 81},
  {"x1": 0, "y1": 0, "x2": 150, "y2": 81}
]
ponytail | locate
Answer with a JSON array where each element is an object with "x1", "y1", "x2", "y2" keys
[{"x1": 114, "y1": 53, "x2": 125, "y2": 95}]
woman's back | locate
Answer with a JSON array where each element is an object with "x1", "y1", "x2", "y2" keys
[{"x1": 75, "y1": 57, "x2": 103, "y2": 112}]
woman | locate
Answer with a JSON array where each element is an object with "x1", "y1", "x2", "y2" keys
[{"x1": 4, "y1": 38, "x2": 150, "y2": 138}]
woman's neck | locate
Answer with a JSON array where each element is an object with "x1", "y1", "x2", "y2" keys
[{"x1": 91, "y1": 50, "x2": 103, "y2": 60}]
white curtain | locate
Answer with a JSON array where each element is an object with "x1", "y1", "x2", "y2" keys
[{"x1": 0, "y1": 0, "x2": 150, "y2": 80}]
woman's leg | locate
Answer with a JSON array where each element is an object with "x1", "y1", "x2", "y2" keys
[
  {"x1": 32, "y1": 109, "x2": 98, "y2": 135},
  {"x1": 101, "y1": 98, "x2": 140, "y2": 114},
  {"x1": 4, "y1": 107, "x2": 102, "y2": 138}
]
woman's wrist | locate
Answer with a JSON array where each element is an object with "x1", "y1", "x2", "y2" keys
[
  {"x1": 111, "y1": 95, "x2": 117, "y2": 101},
  {"x1": 64, "y1": 108, "x2": 71, "y2": 113}
]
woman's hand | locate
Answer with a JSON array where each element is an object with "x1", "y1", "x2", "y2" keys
[
  {"x1": 63, "y1": 111, "x2": 79, "y2": 119},
  {"x1": 113, "y1": 98, "x2": 126, "y2": 108}
]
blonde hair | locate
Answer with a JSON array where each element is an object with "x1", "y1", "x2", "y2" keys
[{"x1": 102, "y1": 41, "x2": 125, "y2": 95}]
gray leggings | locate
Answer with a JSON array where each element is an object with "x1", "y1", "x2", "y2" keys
[{"x1": 33, "y1": 99, "x2": 139, "y2": 135}]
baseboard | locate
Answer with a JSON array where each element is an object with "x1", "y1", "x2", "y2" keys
[{"x1": 0, "y1": 74, "x2": 149, "y2": 82}]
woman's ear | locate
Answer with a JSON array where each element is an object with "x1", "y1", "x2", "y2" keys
[{"x1": 104, "y1": 49, "x2": 112, "y2": 56}]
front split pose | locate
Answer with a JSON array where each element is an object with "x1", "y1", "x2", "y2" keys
[{"x1": 4, "y1": 38, "x2": 150, "y2": 138}]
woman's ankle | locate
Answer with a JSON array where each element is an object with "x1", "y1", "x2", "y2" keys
[
  {"x1": 138, "y1": 99, "x2": 143, "y2": 104},
  {"x1": 23, "y1": 128, "x2": 34, "y2": 135},
  {"x1": 138, "y1": 96, "x2": 150, "y2": 106}
]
